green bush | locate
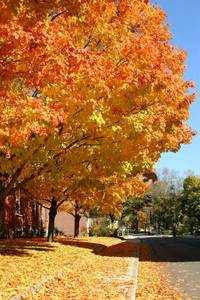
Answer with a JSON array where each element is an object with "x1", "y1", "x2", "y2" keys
[
  {"x1": 54, "y1": 227, "x2": 64, "y2": 236},
  {"x1": 89, "y1": 223, "x2": 117, "y2": 237}
]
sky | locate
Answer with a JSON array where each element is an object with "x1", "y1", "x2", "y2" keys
[{"x1": 151, "y1": 0, "x2": 200, "y2": 177}]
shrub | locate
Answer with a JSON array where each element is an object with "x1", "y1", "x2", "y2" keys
[{"x1": 89, "y1": 219, "x2": 117, "y2": 237}]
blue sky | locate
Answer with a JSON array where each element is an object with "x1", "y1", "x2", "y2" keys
[{"x1": 151, "y1": 0, "x2": 200, "y2": 177}]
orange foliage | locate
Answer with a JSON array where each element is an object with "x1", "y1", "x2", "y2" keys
[{"x1": 0, "y1": 0, "x2": 196, "y2": 216}]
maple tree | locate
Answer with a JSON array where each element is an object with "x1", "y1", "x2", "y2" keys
[
  {"x1": 0, "y1": 0, "x2": 195, "y2": 236},
  {"x1": 63, "y1": 175, "x2": 149, "y2": 237},
  {"x1": 24, "y1": 170, "x2": 83, "y2": 241},
  {"x1": 25, "y1": 165, "x2": 149, "y2": 241}
]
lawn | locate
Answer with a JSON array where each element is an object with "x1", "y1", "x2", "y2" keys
[{"x1": 0, "y1": 237, "x2": 137, "y2": 299}]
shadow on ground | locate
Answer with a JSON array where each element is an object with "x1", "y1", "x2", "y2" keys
[
  {"x1": 58, "y1": 238, "x2": 138, "y2": 257},
  {"x1": 1, "y1": 236, "x2": 200, "y2": 261},
  {"x1": 139, "y1": 236, "x2": 200, "y2": 262},
  {"x1": 0, "y1": 238, "x2": 55, "y2": 256}
]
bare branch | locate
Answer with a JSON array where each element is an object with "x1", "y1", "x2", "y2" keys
[
  {"x1": 37, "y1": 202, "x2": 50, "y2": 210},
  {"x1": 57, "y1": 195, "x2": 70, "y2": 208},
  {"x1": 50, "y1": 10, "x2": 67, "y2": 21},
  {"x1": 116, "y1": 52, "x2": 131, "y2": 67},
  {"x1": 84, "y1": 34, "x2": 93, "y2": 49},
  {"x1": 104, "y1": 101, "x2": 157, "y2": 129},
  {"x1": 22, "y1": 188, "x2": 51, "y2": 205},
  {"x1": 6, "y1": 162, "x2": 27, "y2": 193}
]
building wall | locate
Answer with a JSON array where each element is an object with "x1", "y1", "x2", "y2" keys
[
  {"x1": 55, "y1": 212, "x2": 88, "y2": 236},
  {"x1": 1, "y1": 193, "x2": 47, "y2": 238}
]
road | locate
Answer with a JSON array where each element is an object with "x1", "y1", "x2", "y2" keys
[{"x1": 139, "y1": 236, "x2": 200, "y2": 299}]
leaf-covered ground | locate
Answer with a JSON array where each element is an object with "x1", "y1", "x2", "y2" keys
[
  {"x1": 136, "y1": 243, "x2": 183, "y2": 300},
  {"x1": 0, "y1": 237, "x2": 137, "y2": 299}
]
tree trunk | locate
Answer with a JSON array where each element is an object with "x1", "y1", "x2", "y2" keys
[
  {"x1": 47, "y1": 198, "x2": 57, "y2": 242},
  {"x1": 74, "y1": 213, "x2": 81, "y2": 237},
  {"x1": 0, "y1": 197, "x2": 5, "y2": 236}
]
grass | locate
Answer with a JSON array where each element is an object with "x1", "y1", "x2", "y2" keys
[{"x1": 0, "y1": 237, "x2": 137, "y2": 299}]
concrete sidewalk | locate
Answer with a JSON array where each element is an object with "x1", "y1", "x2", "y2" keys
[{"x1": 122, "y1": 237, "x2": 141, "y2": 300}]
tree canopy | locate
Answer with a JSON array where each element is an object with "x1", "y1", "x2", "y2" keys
[{"x1": 0, "y1": 0, "x2": 196, "y2": 239}]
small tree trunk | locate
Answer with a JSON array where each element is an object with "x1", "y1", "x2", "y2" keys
[
  {"x1": 135, "y1": 220, "x2": 138, "y2": 233},
  {"x1": 47, "y1": 198, "x2": 57, "y2": 242},
  {"x1": 0, "y1": 197, "x2": 5, "y2": 236},
  {"x1": 74, "y1": 213, "x2": 81, "y2": 237}
]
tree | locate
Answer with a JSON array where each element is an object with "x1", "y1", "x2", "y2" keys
[
  {"x1": 59, "y1": 178, "x2": 105, "y2": 238},
  {"x1": 119, "y1": 168, "x2": 183, "y2": 234},
  {"x1": 1, "y1": 0, "x2": 195, "y2": 155},
  {"x1": 118, "y1": 197, "x2": 144, "y2": 232},
  {"x1": 182, "y1": 176, "x2": 200, "y2": 234},
  {"x1": 146, "y1": 168, "x2": 183, "y2": 233},
  {"x1": 26, "y1": 167, "x2": 149, "y2": 241},
  {"x1": 0, "y1": 1, "x2": 196, "y2": 233},
  {"x1": 24, "y1": 170, "x2": 90, "y2": 242}
]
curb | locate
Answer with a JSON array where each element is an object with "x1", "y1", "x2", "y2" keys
[
  {"x1": 177, "y1": 235, "x2": 200, "y2": 239},
  {"x1": 128, "y1": 239, "x2": 141, "y2": 300}
]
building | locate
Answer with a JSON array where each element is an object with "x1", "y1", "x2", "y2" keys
[
  {"x1": 0, "y1": 191, "x2": 89, "y2": 238},
  {"x1": 0, "y1": 191, "x2": 48, "y2": 238}
]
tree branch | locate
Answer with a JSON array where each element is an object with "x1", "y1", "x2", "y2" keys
[{"x1": 50, "y1": 10, "x2": 67, "y2": 21}]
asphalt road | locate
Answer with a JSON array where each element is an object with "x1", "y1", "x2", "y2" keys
[{"x1": 139, "y1": 236, "x2": 200, "y2": 299}]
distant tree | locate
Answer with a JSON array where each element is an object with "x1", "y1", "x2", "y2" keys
[
  {"x1": 119, "y1": 197, "x2": 143, "y2": 231},
  {"x1": 144, "y1": 168, "x2": 183, "y2": 233},
  {"x1": 182, "y1": 176, "x2": 200, "y2": 234}
]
